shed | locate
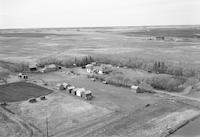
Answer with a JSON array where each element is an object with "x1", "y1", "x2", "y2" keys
[
  {"x1": 40, "y1": 96, "x2": 46, "y2": 100},
  {"x1": 67, "y1": 86, "x2": 75, "y2": 94},
  {"x1": 23, "y1": 75, "x2": 28, "y2": 79},
  {"x1": 28, "y1": 98, "x2": 37, "y2": 103},
  {"x1": 29, "y1": 64, "x2": 37, "y2": 72},
  {"x1": 102, "y1": 81, "x2": 107, "y2": 84},
  {"x1": 131, "y1": 85, "x2": 138, "y2": 90},
  {"x1": 40, "y1": 64, "x2": 57, "y2": 73},
  {"x1": 98, "y1": 64, "x2": 113, "y2": 74},
  {"x1": 71, "y1": 88, "x2": 78, "y2": 95},
  {"x1": 0, "y1": 102, "x2": 7, "y2": 106},
  {"x1": 63, "y1": 82, "x2": 70, "y2": 89},
  {"x1": 156, "y1": 36, "x2": 165, "y2": 40},
  {"x1": 86, "y1": 64, "x2": 94, "y2": 73},
  {"x1": 56, "y1": 83, "x2": 65, "y2": 90},
  {"x1": 18, "y1": 73, "x2": 23, "y2": 78},
  {"x1": 81, "y1": 90, "x2": 92, "y2": 100},
  {"x1": 76, "y1": 88, "x2": 85, "y2": 97}
]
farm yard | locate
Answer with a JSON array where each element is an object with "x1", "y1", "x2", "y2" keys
[{"x1": 1, "y1": 26, "x2": 200, "y2": 137}]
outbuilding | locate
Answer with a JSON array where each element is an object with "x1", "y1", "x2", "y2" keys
[
  {"x1": 18, "y1": 73, "x2": 23, "y2": 78},
  {"x1": 40, "y1": 96, "x2": 46, "y2": 100},
  {"x1": 71, "y1": 88, "x2": 78, "y2": 95},
  {"x1": 86, "y1": 64, "x2": 94, "y2": 73},
  {"x1": 81, "y1": 90, "x2": 93, "y2": 100},
  {"x1": 63, "y1": 82, "x2": 70, "y2": 89},
  {"x1": 28, "y1": 98, "x2": 37, "y2": 103},
  {"x1": 56, "y1": 83, "x2": 65, "y2": 90},
  {"x1": 40, "y1": 64, "x2": 57, "y2": 73},
  {"x1": 130, "y1": 85, "x2": 138, "y2": 90},
  {"x1": 29, "y1": 64, "x2": 37, "y2": 72},
  {"x1": 67, "y1": 86, "x2": 75, "y2": 94},
  {"x1": 18, "y1": 73, "x2": 28, "y2": 79},
  {"x1": 76, "y1": 88, "x2": 85, "y2": 97}
]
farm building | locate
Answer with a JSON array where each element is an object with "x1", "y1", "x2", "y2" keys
[
  {"x1": 102, "y1": 81, "x2": 107, "y2": 84},
  {"x1": 18, "y1": 73, "x2": 23, "y2": 78},
  {"x1": 71, "y1": 88, "x2": 78, "y2": 95},
  {"x1": 76, "y1": 88, "x2": 85, "y2": 97},
  {"x1": 28, "y1": 98, "x2": 37, "y2": 103},
  {"x1": 40, "y1": 96, "x2": 46, "y2": 100},
  {"x1": 156, "y1": 36, "x2": 165, "y2": 40},
  {"x1": 86, "y1": 63, "x2": 113, "y2": 74},
  {"x1": 63, "y1": 82, "x2": 70, "y2": 89},
  {"x1": 86, "y1": 64, "x2": 94, "y2": 73},
  {"x1": 81, "y1": 90, "x2": 92, "y2": 100},
  {"x1": 40, "y1": 64, "x2": 57, "y2": 73},
  {"x1": 97, "y1": 64, "x2": 113, "y2": 74},
  {"x1": 29, "y1": 63, "x2": 37, "y2": 72},
  {"x1": 18, "y1": 73, "x2": 28, "y2": 79},
  {"x1": 56, "y1": 83, "x2": 65, "y2": 90},
  {"x1": 131, "y1": 85, "x2": 138, "y2": 90},
  {"x1": 91, "y1": 62, "x2": 97, "y2": 66},
  {"x1": 67, "y1": 86, "x2": 75, "y2": 94}
]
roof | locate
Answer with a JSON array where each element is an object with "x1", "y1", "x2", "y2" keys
[
  {"x1": 56, "y1": 83, "x2": 63, "y2": 87},
  {"x1": 86, "y1": 64, "x2": 93, "y2": 68},
  {"x1": 45, "y1": 64, "x2": 57, "y2": 68},
  {"x1": 63, "y1": 82, "x2": 69, "y2": 86},
  {"x1": 68, "y1": 86, "x2": 75, "y2": 90},
  {"x1": 84, "y1": 90, "x2": 92, "y2": 94},
  {"x1": 77, "y1": 88, "x2": 85, "y2": 92},
  {"x1": 29, "y1": 63, "x2": 37, "y2": 68}
]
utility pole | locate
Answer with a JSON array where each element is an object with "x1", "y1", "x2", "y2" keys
[{"x1": 46, "y1": 117, "x2": 49, "y2": 137}]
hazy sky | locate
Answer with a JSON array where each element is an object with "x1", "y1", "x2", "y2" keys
[{"x1": 0, "y1": 0, "x2": 200, "y2": 28}]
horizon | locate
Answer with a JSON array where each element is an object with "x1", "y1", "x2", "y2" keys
[
  {"x1": 1, "y1": 0, "x2": 200, "y2": 29},
  {"x1": 1, "y1": 24, "x2": 200, "y2": 30}
]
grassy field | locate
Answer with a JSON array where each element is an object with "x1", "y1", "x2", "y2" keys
[
  {"x1": 0, "y1": 82, "x2": 53, "y2": 102},
  {"x1": 0, "y1": 26, "x2": 200, "y2": 66}
]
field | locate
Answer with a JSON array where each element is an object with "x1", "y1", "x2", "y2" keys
[
  {"x1": 1, "y1": 25, "x2": 200, "y2": 137},
  {"x1": 1, "y1": 26, "x2": 200, "y2": 65},
  {"x1": 0, "y1": 82, "x2": 53, "y2": 102}
]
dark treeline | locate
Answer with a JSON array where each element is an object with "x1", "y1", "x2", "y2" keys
[
  {"x1": 37, "y1": 56, "x2": 94, "y2": 68},
  {"x1": 36, "y1": 55, "x2": 199, "y2": 78},
  {"x1": 2, "y1": 55, "x2": 197, "y2": 80}
]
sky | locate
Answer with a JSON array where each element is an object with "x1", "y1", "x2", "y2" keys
[{"x1": 0, "y1": 0, "x2": 200, "y2": 29}]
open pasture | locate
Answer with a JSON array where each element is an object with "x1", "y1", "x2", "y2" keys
[{"x1": 0, "y1": 26, "x2": 200, "y2": 66}]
